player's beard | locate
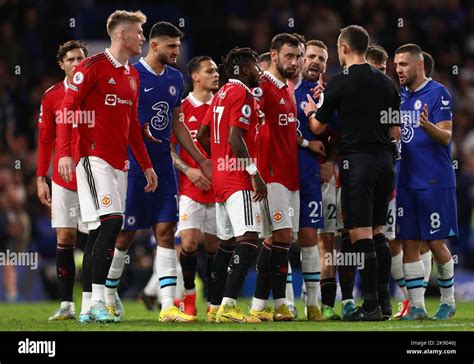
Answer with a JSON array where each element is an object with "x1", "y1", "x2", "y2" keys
[
  {"x1": 158, "y1": 52, "x2": 177, "y2": 66},
  {"x1": 276, "y1": 58, "x2": 296, "y2": 79},
  {"x1": 402, "y1": 72, "x2": 416, "y2": 88},
  {"x1": 302, "y1": 64, "x2": 320, "y2": 82}
]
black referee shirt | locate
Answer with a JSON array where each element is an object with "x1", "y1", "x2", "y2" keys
[{"x1": 316, "y1": 63, "x2": 400, "y2": 154}]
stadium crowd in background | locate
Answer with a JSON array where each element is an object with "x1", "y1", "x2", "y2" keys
[{"x1": 0, "y1": 0, "x2": 473, "y2": 305}]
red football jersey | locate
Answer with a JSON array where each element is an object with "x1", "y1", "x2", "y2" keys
[
  {"x1": 57, "y1": 49, "x2": 152, "y2": 172},
  {"x1": 202, "y1": 80, "x2": 259, "y2": 203},
  {"x1": 37, "y1": 79, "x2": 79, "y2": 190},
  {"x1": 255, "y1": 71, "x2": 299, "y2": 191},
  {"x1": 171, "y1": 93, "x2": 215, "y2": 204}
]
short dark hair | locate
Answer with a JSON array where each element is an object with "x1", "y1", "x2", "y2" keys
[
  {"x1": 339, "y1": 25, "x2": 369, "y2": 55},
  {"x1": 257, "y1": 52, "x2": 271, "y2": 63},
  {"x1": 422, "y1": 51, "x2": 435, "y2": 77},
  {"x1": 395, "y1": 43, "x2": 423, "y2": 59},
  {"x1": 270, "y1": 33, "x2": 300, "y2": 52},
  {"x1": 149, "y1": 21, "x2": 183, "y2": 40},
  {"x1": 366, "y1": 44, "x2": 388, "y2": 64},
  {"x1": 187, "y1": 56, "x2": 212, "y2": 77},
  {"x1": 292, "y1": 33, "x2": 306, "y2": 45},
  {"x1": 222, "y1": 47, "x2": 258, "y2": 80},
  {"x1": 57, "y1": 40, "x2": 88, "y2": 63},
  {"x1": 305, "y1": 39, "x2": 327, "y2": 51}
]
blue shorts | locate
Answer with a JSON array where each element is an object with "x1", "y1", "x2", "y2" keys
[
  {"x1": 299, "y1": 181, "x2": 324, "y2": 229},
  {"x1": 396, "y1": 187, "x2": 458, "y2": 241},
  {"x1": 124, "y1": 175, "x2": 178, "y2": 231}
]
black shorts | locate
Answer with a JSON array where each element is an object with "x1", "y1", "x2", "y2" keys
[{"x1": 340, "y1": 151, "x2": 395, "y2": 229}]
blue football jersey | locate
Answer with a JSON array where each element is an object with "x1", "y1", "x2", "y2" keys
[
  {"x1": 399, "y1": 79, "x2": 455, "y2": 189},
  {"x1": 295, "y1": 78, "x2": 320, "y2": 182},
  {"x1": 128, "y1": 58, "x2": 184, "y2": 178}
]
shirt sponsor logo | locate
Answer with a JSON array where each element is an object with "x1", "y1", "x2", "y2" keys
[
  {"x1": 104, "y1": 94, "x2": 133, "y2": 106},
  {"x1": 150, "y1": 101, "x2": 170, "y2": 130},
  {"x1": 278, "y1": 114, "x2": 288, "y2": 125},
  {"x1": 101, "y1": 195, "x2": 112, "y2": 207}
]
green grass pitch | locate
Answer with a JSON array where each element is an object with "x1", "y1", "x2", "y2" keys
[{"x1": 0, "y1": 297, "x2": 472, "y2": 331}]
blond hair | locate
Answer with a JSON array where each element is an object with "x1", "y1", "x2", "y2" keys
[{"x1": 106, "y1": 10, "x2": 147, "y2": 36}]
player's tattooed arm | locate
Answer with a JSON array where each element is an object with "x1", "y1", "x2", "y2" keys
[
  {"x1": 419, "y1": 104, "x2": 452, "y2": 146},
  {"x1": 170, "y1": 143, "x2": 190, "y2": 174},
  {"x1": 170, "y1": 143, "x2": 211, "y2": 191}
]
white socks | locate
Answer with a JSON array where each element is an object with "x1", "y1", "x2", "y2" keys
[
  {"x1": 421, "y1": 251, "x2": 432, "y2": 292},
  {"x1": 301, "y1": 246, "x2": 320, "y2": 307},
  {"x1": 437, "y1": 259, "x2": 455, "y2": 305},
  {"x1": 285, "y1": 262, "x2": 295, "y2": 306},
  {"x1": 105, "y1": 248, "x2": 127, "y2": 306},
  {"x1": 403, "y1": 261, "x2": 425, "y2": 309},
  {"x1": 157, "y1": 246, "x2": 177, "y2": 311},
  {"x1": 391, "y1": 252, "x2": 409, "y2": 300}
]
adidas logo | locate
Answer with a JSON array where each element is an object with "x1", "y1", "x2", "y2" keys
[
  {"x1": 108, "y1": 77, "x2": 116, "y2": 85},
  {"x1": 279, "y1": 98, "x2": 285, "y2": 105},
  {"x1": 189, "y1": 116, "x2": 197, "y2": 122}
]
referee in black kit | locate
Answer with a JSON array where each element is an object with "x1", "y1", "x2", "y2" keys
[{"x1": 306, "y1": 25, "x2": 401, "y2": 321}]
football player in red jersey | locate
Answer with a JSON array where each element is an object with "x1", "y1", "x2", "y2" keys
[
  {"x1": 249, "y1": 33, "x2": 324, "y2": 322},
  {"x1": 37, "y1": 40, "x2": 88, "y2": 321},
  {"x1": 57, "y1": 10, "x2": 158, "y2": 323},
  {"x1": 170, "y1": 56, "x2": 219, "y2": 317},
  {"x1": 197, "y1": 47, "x2": 266, "y2": 323}
]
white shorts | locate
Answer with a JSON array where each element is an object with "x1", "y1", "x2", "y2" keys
[
  {"x1": 319, "y1": 176, "x2": 343, "y2": 234},
  {"x1": 261, "y1": 182, "x2": 300, "y2": 238},
  {"x1": 176, "y1": 195, "x2": 217, "y2": 236},
  {"x1": 51, "y1": 181, "x2": 86, "y2": 231},
  {"x1": 76, "y1": 156, "x2": 127, "y2": 230},
  {"x1": 384, "y1": 196, "x2": 396, "y2": 240},
  {"x1": 216, "y1": 190, "x2": 262, "y2": 241}
]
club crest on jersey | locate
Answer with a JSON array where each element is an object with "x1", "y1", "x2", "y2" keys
[
  {"x1": 300, "y1": 101, "x2": 308, "y2": 111},
  {"x1": 252, "y1": 87, "x2": 263, "y2": 97},
  {"x1": 169, "y1": 85, "x2": 177, "y2": 96},
  {"x1": 316, "y1": 92, "x2": 324, "y2": 108},
  {"x1": 218, "y1": 91, "x2": 226, "y2": 99},
  {"x1": 101, "y1": 195, "x2": 112, "y2": 207},
  {"x1": 127, "y1": 216, "x2": 136, "y2": 226},
  {"x1": 180, "y1": 213, "x2": 188, "y2": 221},
  {"x1": 129, "y1": 77, "x2": 137, "y2": 91},
  {"x1": 414, "y1": 99, "x2": 422, "y2": 110},
  {"x1": 73, "y1": 72, "x2": 84, "y2": 85},
  {"x1": 272, "y1": 211, "x2": 283, "y2": 223},
  {"x1": 151, "y1": 101, "x2": 170, "y2": 130},
  {"x1": 255, "y1": 213, "x2": 262, "y2": 225},
  {"x1": 241, "y1": 104, "x2": 251, "y2": 118}
]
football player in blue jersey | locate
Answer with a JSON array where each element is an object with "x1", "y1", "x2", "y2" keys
[
  {"x1": 105, "y1": 21, "x2": 211, "y2": 322},
  {"x1": 394, "y1": 44, "x2": 457, "y2": 320}
]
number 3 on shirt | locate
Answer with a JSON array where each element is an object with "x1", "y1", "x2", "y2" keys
[{"x1": 213, "y1": 106, "x2": 224, "y2": 144}]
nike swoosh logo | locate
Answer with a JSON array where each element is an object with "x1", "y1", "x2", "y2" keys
[
  {"x1": 311, "y1": 219, "x2": 321, "y2": 223},
  {"x1": 430, "y1": 229, "x2": 440, "y2": 234},
  {"x1": 144, "y1": 87, "x2": 154, "y2": 92}
]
